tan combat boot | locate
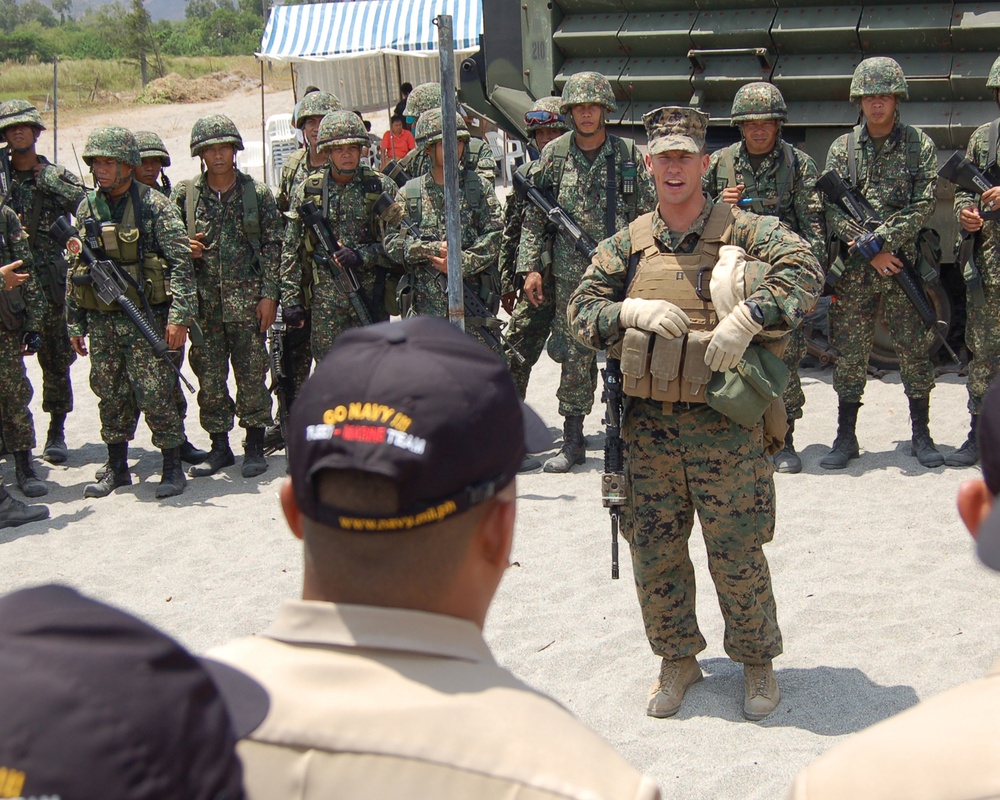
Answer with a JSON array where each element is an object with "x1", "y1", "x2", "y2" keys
[
  {"x1": 743, "y1": 661, "x2": 780, "y2": 721},
  {"x1": 646, "y1": 656, "x2": 703, "y2": 718}
]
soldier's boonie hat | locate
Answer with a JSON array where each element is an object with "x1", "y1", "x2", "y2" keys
[
  {"x1": 288, "y1": 316, "x2": 552, "y2": 531},
  {"x1": 644, "y1": 106, "x2": 709, "y2": 155},
  {"x1": 135, "y1": 130, "x2": 171, "y2": 166},
  {"x1": 0, "y1": 99, "x2": 46, "y2": 132},
  {"x1": 0, "y1": 583, "x2": 269, "y2": 800},
  {"x1": 973, "y1": 377, "x2": 1000, "y2": 570}
]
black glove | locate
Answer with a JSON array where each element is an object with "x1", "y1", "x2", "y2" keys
[
  {"x1": 333, "y1": 246, "x2": 363, "y2": 272},
  {"x1": 21, "y1": 331, "x2": 41, "y2": 354},
  {"x1": 283, "y1": 305, "x2": 306, "y2": 328}
]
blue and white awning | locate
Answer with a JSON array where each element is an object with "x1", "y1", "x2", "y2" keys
[{"x1": 258, "y1": 0, "x2": 483, "y2": 62}]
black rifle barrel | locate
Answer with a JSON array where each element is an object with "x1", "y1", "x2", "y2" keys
[
  {"x1": 601, "y1": 359, "x2": 626, "y2": 580},
  {"x1": 513, "y1": 170, "x2": 599, "y2": 261}
]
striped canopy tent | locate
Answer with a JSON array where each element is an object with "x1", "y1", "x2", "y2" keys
[{"x1": 257, "y1": 0, "x2": 484, "y2": 113}]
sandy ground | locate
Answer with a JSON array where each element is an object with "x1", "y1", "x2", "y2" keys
[{"x1": 5, "y1": 91, "x2": 1000, "y2": 799}]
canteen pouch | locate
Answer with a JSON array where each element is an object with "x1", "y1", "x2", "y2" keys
[
  {"x1": 649, "y1": 335, "x2": 682, "y2": 401},
  {"x1": 706, "y1": 345, "x2": 790, "y2": 427},
  {"x1": 621, "y1": 328, "x2": 652, "y2": 398},
  {"x1": 679, "y1": 331, "x2": 713, "y2": 402}
]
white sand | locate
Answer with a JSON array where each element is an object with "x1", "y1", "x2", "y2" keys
[{"x1": 4, "y1": 90, "x2": 999, "y2": 800}]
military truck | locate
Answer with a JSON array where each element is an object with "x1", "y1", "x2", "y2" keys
[{"x1": 459, "y1": 0, "x2": 1000, "y2": 366}]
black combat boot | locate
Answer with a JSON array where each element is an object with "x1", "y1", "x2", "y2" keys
[
  {"x1": 819, "y1": 400, "x2": 862, "y2": 470},
  {"x1": 263, "y1": 424, "x2": 284, "y2": 455},
  {"x1": 773, "y1": 419, "x2": 802, "y2": 474},
  {"x1": 178, "y1": 438, "x2": 208, "y2": 465},
  {"x1": 945, "y1": 414, "x2": 979, "y2": 467},
  {"x1": 189, "y1": 432, "x2": 235, "y2": 477},
  {"x1": 0, "y1": 484, "x2": 48, "y2": 528},
  {"x1": 909, "y1": 396, "x2": 944, "y2": 468},
  {"x1": 84, "y1": 443, "x2": 131, "y2": 498},
  {"x1": 156, "y1": 446, "x2": 187, "y2": 499},
  {"x1": 41, "y1": 412, "x2": 68, "y2": 464},
  {"x1": 242, "y1": 427, "x2": 268, "y2": 478},
  {"x1": 543, "y1": 415, "x2": 586, "y2": 473},
  {"x1": 14, "y1": 451, "x2": 47, "y2": 498}
]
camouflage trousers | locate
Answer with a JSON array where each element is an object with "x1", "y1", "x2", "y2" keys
[
  {"x1": 35, "y1": 299, "x2": 76, "y2": 415},
  {"x1": 964, "y1": 282, "x2": 1000, "y2": 415},
  {"x1": 87, "y1": 312, "x2": 183, "y2": 449},
  {"x1": 505, "y1": 274, "x2": 555, "y2": 398},
  {"x1": 622, "y1": 398, "x2": 782, "y2": 664},
  {"x1": 281, "y1": 311, "x2": 312, "y2": 400},
  {"x1": 410, "y1": 269, "x2": 499, "y2": 354},
  {"x1": 782, "y1": 326, "x2": 807, "y2": 420},
  {"x1": 829, "y1": 261, "x2": 935, "y2": 401},
  {"x1": 189, "y1": 308, "x2": 273, "y2": 433},
  {"x1": 0, "y1": 327, "x2": 36, "y2": 451},
  {"x1": 554, "y1": 268, "x2": 598, "y2": 417},
  {"x1": 310, "y1": 280, "x2": 370, "y2": 362}
]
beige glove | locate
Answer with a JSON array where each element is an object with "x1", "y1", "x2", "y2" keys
[
  {"x1": 705, "y1": 302, "x2": 762, "y2": 372},
  {"x1": 709, "y1": 245, "x2": 748, "y2": 319},
  {"x1": 619, "y1": 297, "x2": 691, "y2": 339}
]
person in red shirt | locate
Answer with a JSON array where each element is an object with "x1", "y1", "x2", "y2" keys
[{"x1": 381, "y1": 114, "x2": 416, "y2": 164}]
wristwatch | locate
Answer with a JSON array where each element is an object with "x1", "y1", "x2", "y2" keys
[{"x1": 745, "y1": 300, "x2": 765, "y2": 326}]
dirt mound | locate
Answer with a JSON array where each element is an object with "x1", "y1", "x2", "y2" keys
[{"x1": 137, "y1": 71, "x2": 259, "y2": 104}]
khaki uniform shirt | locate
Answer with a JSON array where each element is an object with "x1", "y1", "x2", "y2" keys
[
  {"x1": 786, "y1": 659, "x2": 1000, "y2": 799},
  {"x1": 210, "y1": 601, "x2": 661, "y2": 800}
]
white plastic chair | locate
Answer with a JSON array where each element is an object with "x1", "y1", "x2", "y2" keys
[
  {"x1": 237, "y1": 140, "x2": 265, "y2": 181},
  {"x1": 270, "y1": 137, "x2": 300, "y2": 188},
  {"x1": 504, "y1": 136, "x2": 527, "y2": 182},
  {"x1": 266, "y1": 113, "x2": 294, "y2": 142}
]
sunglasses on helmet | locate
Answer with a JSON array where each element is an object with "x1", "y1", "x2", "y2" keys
[{"x1": 524, "y1": 110, "x2": 564, "y2": 127}]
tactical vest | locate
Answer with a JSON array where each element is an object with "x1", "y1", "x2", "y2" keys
[
  {"x1": 716, "y1": 141, "x2": 797, "y2": 219},
  {"x1": 847, "y1": 123, "x2": 924, "y2": 185},
  {"x1": 0, "y1": 222, "x2": 27, "y2": 331},
  {"x1": 611, "y1": 204, "x2": 734, "y2": 403},
  {"x1": 72, "y1": 182, "x2": 171, "y2": 313},
  {"x1": 184, "y1": 171, "x2": 262, "y2": 274}
]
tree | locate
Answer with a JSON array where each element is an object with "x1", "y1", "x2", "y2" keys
[
  {"x1": 51, "y1": 0, "x2": 73, "y2": 24},
  {"x1": 124, "y1": 0, "x2": 165, "y2": 84}
]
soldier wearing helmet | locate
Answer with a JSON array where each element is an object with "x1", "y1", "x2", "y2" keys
[
  {"x1": 277, "y1": 91, "x2": 342, "y2": 215},
  {"x1": 703, "y1": 82, "x2": 826, "y2": 474},
  {"x1": 383, "y1": 109, "x2": 504, "y2": 350},
  {"x1": 517, "y1": 71, "x2": 655, "y2": 473},
  {"x1": 171, "y1": 114, "x2": 284, "y2": 481},
  {"x1": 0, "y1": 99, "x2": 85, "y2": 468},
  {"x1": 134, "y1": 131, "x2": 173, "y2": 196},
  {"x1": 68, "y1": 126, "x2": 197, "y2": 501},
  {"x1": 280, "y1": 110, "x2": 396, "y2": 365},
  {"x1": 821, "y1": 56, "x2": 940, "y2": 471},
  {"x1": 396, "y1": 82, "x2": 497, "y2": 185},
  {"x1": 948, "y1": 54, "x2": 1000, "y2": 468}
]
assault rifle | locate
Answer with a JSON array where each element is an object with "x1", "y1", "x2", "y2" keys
[
  {"x1": 50, "y1": 216, "x2": 195, "y2": 392},
  {"x1": 373, "y1": 192, "x2": 525, "y2": 364},
  {"x1": 0, "y1": 144, "x2": 10, "y2": 205},
  {"x1": 816, "y1": 169, "x2": 959, "y2": 363},
  {"x1": 381, "y1": 160, "x2": 412, "y2": 189},
  {"x1": 601, "y1": 359, "x2": 626, "y2": 580},
  {"x1": 266, "y1": 305, "x2": 289, "y2": 455},
  {"x1": 298, "y1": 200, "x2": 375, "y2": 327},
  {"x1": 512, "y1": 170, "x2": 598, "y2": 261}
]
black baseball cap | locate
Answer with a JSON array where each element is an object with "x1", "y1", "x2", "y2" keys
[
  {"x1": 0, "y1": 584, "x2": 270, "y2": 800},
  {"x1": 288, "y1": 316, "x2": 552, "y2": 531},
  {"x1": 976, "y1": 378, "x2": 1000, "y2": 570}
]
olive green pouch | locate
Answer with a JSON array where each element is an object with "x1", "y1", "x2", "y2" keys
[
  {"x1": 706, "y1": 345, "x2": 790, "y2": 427},
  {"x1": 649, "y1": 334, "x2": 682, "y2": 401},
  {"x1": 621, "y1": 328, "x2": 652, "y2": 398}
]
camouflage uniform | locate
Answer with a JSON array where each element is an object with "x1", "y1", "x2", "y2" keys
[
  {"x1": 568, "y1": 108, "x2": 822, "y2": 711},
  {"x1": 382, "y1": 111, "x2": 503, "y2": 350},
  {"x1": 135, "y1": 130, "x2": 173, "y2": 196},
  {"x1": 822, "y1": 57, "x2": 940, "y2": 469},
  {"x1": 0, "y1": 101, "x2": 84, "y2": 447},
  {"x1": 281, "y1": 110, "x2": 397, "y2": 361},
  {"x1": 518, "y1": 72, "x2": 655, "y2": 471}
]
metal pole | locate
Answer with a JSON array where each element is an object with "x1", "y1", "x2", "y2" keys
[
  {"x1": 53, "y1": 58, "x2": 58, "y2": 163},
  {"x1": 437, "y1": 14, "x2": 463, "y2": 331},
  {"x1": 260, "y1": 59, "x2": 267, "y2": 185}
]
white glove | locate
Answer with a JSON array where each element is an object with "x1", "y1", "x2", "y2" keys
[
  {"x1": 709, "y1": 245, "x2": 748, "y2": 319},
  {"x1": 619, "y1": 297, "x2": 691, "y2": 339},
  {"x1": 705, "y1": 302, "x2": 762, "y2": 372}
]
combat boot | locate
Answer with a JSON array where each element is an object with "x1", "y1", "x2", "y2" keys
[
  {"x1": 189, "y1": 432, "x2": 235, "y2": 477},
  {"x1": 263, "y1": 424, "x2": 284, "y2": 455},
  {"x1": 519, "y1": 454, "x2": 542, "y2": 473},
  {"x1": 773, "y1": 419, "x2": 802, "y2": 474},
  {"x1": 155, "y1": 446, "x2": 186, "y2": 499},
  {"x1": 819, "y1": 400, "x2": 861, "y2": 470},
  {"x1": 743, "y1": 661, "x2": 780, "y2": 721},
  {"x1": 178, "y1": 438, "x2": 208, "y2": 466},
  {"x1": 41, "y1": 412, "x2": 68, "y2": 464},
  {"x1": 0, "y1": 485, "x2": 48, "y2": 528},
  {"x1": 909, "y1": 396, "x2": 944, "y2": 468},
  {"x1": 646, "y1": 656, "x2": 703, "y2": 718},
  {"x1": 241, "y1": 427, "x2": 268, "y2": 478},
  {"x1": 945, "y1": 414, "x2": 979, "y2": 467},
  {"x1": 84, "y1": 443, "x2": 131, "y2": 498},
  {"x1": 543, "y1": 415, "x2": 586, "y2": 473},
  {"x1": 14, "y1": 451, "x2": 47, "y2": 498}
]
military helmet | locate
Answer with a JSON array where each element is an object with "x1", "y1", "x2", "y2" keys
[
  {"x1": 315, "y1": 110, "x2": 369, "y2": 152},
  {"x1": 82, "y1": 126, "x2": 141, "y2": 167},
  {"x1": 559, "y1": 71, "x2": 617, "y2": 115},
  {"x1": 730, "y1": 82, "x2": 787, "y2": 124},
  {"x1": 295, "y1": 91, "x2": 342, "y2": 128},
  {"x1": 189, "y1": 114, "x2": 244, "y2": 157},
  {"x1": 987, "y1": 55, "x2": 1000, "y2": 92},
  {"x1": 404, "y1": 83, "x2": 442, "y2": 122},
  {"x1": 134, "y1": 130, "x2": 171, "y2": 167},
  {"x1": 415, "y1": 109, "x2": 470, "y2": 150},
  {"x1": 0, "y1": 99, "x2": 46, "y2": 133},
  {"x1": 524, "y1": 96, "x2": 568, "y2": 132},
  {"x1": 849, "y1": 57, "x2": 908, "y2": 101}
]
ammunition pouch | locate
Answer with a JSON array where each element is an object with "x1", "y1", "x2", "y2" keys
[
  {"x1": 0, "y1": 286, "x2": 27, "y2": 331},
  {"x1": 396, "y1": 272, "x2": 416, "y2": 317},
  {"x1": 72, "y1": 254, "x2": 170, "y2": 312},
  {"x1": 619, "y1": 329, "x2": 714, "y2": 403}
]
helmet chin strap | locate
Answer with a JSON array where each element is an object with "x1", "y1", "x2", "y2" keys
[
  {"x1": 94, "y1": 163, "x2": 130, "y2": 192},
  {"x1": 330, "y1": 163, "x2": 357, "y2": 177},
  {"x1": 574, "y1": 110, "x2": 606, "y2": 139}
]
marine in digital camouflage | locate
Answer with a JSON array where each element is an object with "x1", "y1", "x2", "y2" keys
[
  {"x1": 276, "y1": 91, "x2": 342, "y2": 214},
  {"x1": 402, "y1": 83, "x2": 443, "y2": 122},
  {"x1": 558, "y1": 71, "x2": 617, "y2": 116},
  {"x1": 135, "y1": 130, "x2": 173, "y2": 196},
  {"x1": 849, "y1": 56, "x2": 909, "y2": 102}
]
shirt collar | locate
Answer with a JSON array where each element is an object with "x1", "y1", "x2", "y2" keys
[{"x1": 653, "y1": 193, "x2": 714, "y2": 251}]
